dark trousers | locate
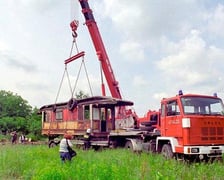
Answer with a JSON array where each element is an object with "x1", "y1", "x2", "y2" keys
[{"x1": 60, "y1": 152, "x2": 71, "y2": 162}]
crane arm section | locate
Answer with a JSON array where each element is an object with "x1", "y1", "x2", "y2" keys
[{"x1": 78, "y1": 0, "x2": 122, "y2": 99}]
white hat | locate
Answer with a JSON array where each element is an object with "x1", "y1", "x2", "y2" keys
[{"x1": 86, "y1": 128, "x2": 91, "y2": 133}]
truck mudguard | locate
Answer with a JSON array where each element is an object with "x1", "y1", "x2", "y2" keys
[{"x1": 156, "y1": 137, "x2": 179, "y2": 153}]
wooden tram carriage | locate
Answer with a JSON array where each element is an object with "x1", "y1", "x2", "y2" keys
[{"x1": 41, "y1": 96, "x2": 135, "y2": 142}]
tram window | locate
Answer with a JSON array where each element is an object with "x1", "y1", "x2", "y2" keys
[
  {"x1": 42, "y1": 111, "x2": 47, "y2": 122},
  {"x1": 44, "y1": 111, "x2": 51, "y2": 122},
  {"x1": 56, "y1": 109, "x2": 63, "y2": 121},
  {"x1": 84, "y1": 106, "x2": 90, "y2": 120},
  {"x1": 93, "y1": 108, "x2": 100, "y2": 120}
]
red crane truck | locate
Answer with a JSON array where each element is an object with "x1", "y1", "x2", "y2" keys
[
  {"x1": 40, "y1": 0, "x2": 224, "y2": 161},
  {"x1": 41, "y1": 0, "x2": 138, "y2": 148}
]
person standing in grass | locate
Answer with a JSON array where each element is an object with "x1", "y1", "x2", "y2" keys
[
  {"x1": 10, "y1": 131, "x2": 17, "y2": 144},
  {"x1": 83, "y1": 128, "x2": 91, "y2": 150},
  {"x1": 59, "y1": 133, "x2": 73, "y2": 163},
  {"x1": 19, "y1": 133, "x2": 26, "y2": 144}
]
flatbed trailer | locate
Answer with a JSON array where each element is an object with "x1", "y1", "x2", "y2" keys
[{"x1": 71, "y1": 128, "x2": 160, "y2": 151}]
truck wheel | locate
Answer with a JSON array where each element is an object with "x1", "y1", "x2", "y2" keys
[
  {"x1": 49, "y1": 140, "x2": 56, "y2": 148},
  {"x1": 48, "y1": 140, "x2": 60, "y2": 148},
  {"x1": 161, "y1": 144, "x2": 173, "y2": 159},
  {"x1": 125, "y1": 141, "x2": 133, "y2": 151}
]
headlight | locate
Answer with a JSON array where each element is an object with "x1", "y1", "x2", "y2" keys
[{"x1": 191, "y1": 148, "x2": 199, "y2": 153}]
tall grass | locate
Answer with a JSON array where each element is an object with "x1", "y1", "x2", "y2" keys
[{"x1": 0, "y1": 144, "x2": 224, "y2": 180}]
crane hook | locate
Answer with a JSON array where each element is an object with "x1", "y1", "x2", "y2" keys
[{"x1": 70, "y1": 19, "x2": 79, "y2": 38}]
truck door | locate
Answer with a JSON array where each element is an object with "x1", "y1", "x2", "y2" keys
[{"x1": 161, "y1": 100, "x2": 182, "y2": 137}]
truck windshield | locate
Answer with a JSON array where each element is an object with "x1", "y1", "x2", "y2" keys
[{"x1": 181, "y1": 96, "x2": 224, "y2": 115}]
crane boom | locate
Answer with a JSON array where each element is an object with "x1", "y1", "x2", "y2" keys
[{"x1": 78, "y1": 0, "x2": 122, "y2": 99}]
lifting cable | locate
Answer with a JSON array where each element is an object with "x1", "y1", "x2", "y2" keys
[
  {"x1": 54, "y1": 20, "x2": 93, "y2": 104},
  {"x1": 70, "y1": 33, "x2": 93, "y2": 98},
  {"x1": 54, "y1": 65, "x2": 73, "y2": 104},
  {"x1": 71, "y1": 55, "x2": 93, "y2": 98},
  {"x1": 54, "y1": 39, "x2": 75, "y2": 104}
]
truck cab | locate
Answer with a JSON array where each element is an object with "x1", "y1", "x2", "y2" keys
[{"x1": 157, "y1": 91, "x2": 224, "y2": 161}]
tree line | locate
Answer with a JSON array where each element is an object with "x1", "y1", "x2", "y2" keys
[
  {"x1": 0, "y1": 90, "x2": 42, "y2": 141},
  {"x1": 0, "y1": 90, "x2": 89, "y2": 142}
]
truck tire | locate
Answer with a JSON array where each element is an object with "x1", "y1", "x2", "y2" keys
[
  {"x1": 161, "y1": 144, "x2": 173, "y2": 159},
  {"x1": 125, "y1": 140, "x2": 133, "y2": 151},
  {"x1": 48, "y1": 140, "x2": 60, "y2": 148},
  {"x1": 49, "y1": 140, "x2": 56, "y2": 148}
]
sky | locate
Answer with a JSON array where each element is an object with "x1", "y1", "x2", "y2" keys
[{"x1": 1, "y1": 0, "x2": 224, "y2": 116}]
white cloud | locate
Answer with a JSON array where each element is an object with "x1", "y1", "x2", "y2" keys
[
  {"x1": 133, "y1": 75, "x2": 148, "y2": 87},
  {"x1": 0, "y1": 50, "x2": 37, "y2": 72},
  {"x1": 120, "y1": 41, "x2": 145, "y2": 62},
  {"x1": 206, "y1": 4, "x2": 224, "y2": 37},
  {"x1": 153, "y1": 92, "x2": 168, "y2": 102},
  {"x1": 0, "y1": 41, "x2": 8, "y2": 51},
  {"x1": 156, "y1": 29, "x2": 224, "y2": 92}
]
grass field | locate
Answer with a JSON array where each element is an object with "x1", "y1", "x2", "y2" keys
[{"x1": 0, "y1": 144, "x2": 224, "y2": 180}]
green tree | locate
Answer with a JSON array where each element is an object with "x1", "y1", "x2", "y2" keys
[
  {"x1": 0, "y1": 90, "x2": 36, "y2": 136},
  {"x1": 26, "y1": 107, "x2": 42, "y2": 138},
  {"x1": 75, "y1": 90, "x2": 89, "y2": 99},
  {"x1": 0, "y1": 90, "x2": 32, "y2": 118}
]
